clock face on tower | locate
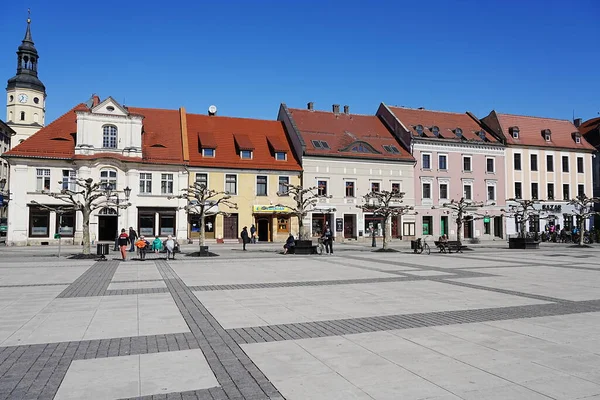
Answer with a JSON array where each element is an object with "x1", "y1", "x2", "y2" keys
[{"x1": 18, "y1": 94, "x2": 28, "y2": 103}]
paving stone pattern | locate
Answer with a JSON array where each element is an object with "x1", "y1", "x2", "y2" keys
[{"x1": 56, "y1": 260, "x2": 119, "y2": 298}]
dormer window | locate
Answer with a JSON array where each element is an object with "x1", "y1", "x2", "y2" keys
[
  {"x1": 431, "y1": 126, "x2": 439, "y2": 137},
  {"x1": 202, "y1": 148, "x2": 215, "y2": 157},
  {"x1": 455, "y1": 128, "x2": 463, "y2": 138},
  {"x1": 415, "y1": 125, "x2": 424, "y2": 136},
  {"x1": 275, "y1": 152, "x2": 286, "y2": 161},
  {"x1": 509, "y1": 126, "x2": 520, "y2": 139},
  {"x1": 479, "y1": 130, "x2": 487, "y2": 140},
  {"x1": 572, "y1": 131, "x2": 582, "y2": 144},
  {"x1": 102, "y1": 125, "x2": 118, "y2": 148},
  {"x1": 240, "y1": 150, "x2": 253, "y2": 159},
  {"x1": 543, "y1": 129, "x2": 551, "y2": 142},
  {"x1": 575, "y1": 135, "x2": 581, "y2": 144}
]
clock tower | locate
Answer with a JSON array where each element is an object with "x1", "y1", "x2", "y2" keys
[{"x1": 6, "y1": 12, "x2": 46, "y2": 147}]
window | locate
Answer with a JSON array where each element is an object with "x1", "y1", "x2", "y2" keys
[
  {"x1": 487, "y1": 185, "x2": 496, "y2": 201},
  {"x1": 391, "y1": 183, "x2": 400, "y2": 193},
  {"x1": 159, "y1": 212, "x2": 176, "y2": 236},
  {"x1": 562, "y1": 156, "x2": 569, "y2": 172},
  {"x1": 547, "y1": 183, "x2": 554, "y2": 200},
  {"x1": 345, "y1": 181, "x2": 355, "y2": 197},
  {"x1": 315, "y1": 180, "x2": 328, "y2": 196},
  {"x1": 563, "y1": 214, "x2": 573, "y2": 231},
  {"x1": 225, "y1": 174, "x2": 237, "y2": 195},
  {"x1": 139, "y1": 212, "x2": 155, "y2": 236},
  {"x1": 403, "y1": 222, "x2": 416, "y2": 236},
  {"x1": 371, "y1": 182, "x2": 380, "y2": 193},
  {"x1": 463, "y1": 156, "x2": 472, "y2": 172},
  {"x1": 438, "y1": 154, "x2": 447, "y2": 170},
  {"x1": 514, "y1": 153, "x2": 522, "y2": 170},
  {"x1": 240, "y1": 150, "x2": 252, "y2": 159},
  {"x1": 160, "y1": 174, "x2": 174, "y2": 194},
  {"x1": 463, "y1": 184, "x2": 472, "y2": 200},
  {"x1": 102, "y1": 125, "x2": 118, "y2": 148},
  {"x1": 275, "y1": 152, "x2": 286, "y2": 161},
  {"x1": 422, "y1": 216, "x2": 433, "y2": 236},
  {"x1": 547, "y1": 155, "x2": 554, "y2": 172},
  {"x1": 257, "y1": 175, "x2": 268, "y2": 196},
  {"x1": 515, "y1": 182, "x2": 522, "y2": 199},
  {"x1": 510, "y1": 127, "x2": 519, "y2": 139},
  {"x1": 486, "y1": 158, "x2": 495, "y2": 173},
  {"x1": 422, "y1": 154, "x2": 431, "y2": 169},
  {"x1": 278, "y1": 176, "x2": 289, "y2": 195},
  {"x1": 100, "y1": 169, "x2": 117, "y2": 190},
  {"x1": 531, "y1": 183, "x2": 538, "y2": 200},
  {"x1": 439, "y1": 183, "x2": 448, "y2": 199},
  {"x1": 311, "y1": 140, "x2": 330, "y2": 149},
  {"x1": 20, "y1": 111, "x2": 25, "y2": 121},
  {"x1": 383, "y1": 145, "x2": 400, "y2": 154},
  {"x1": 140, "y1": 173, "x2": 152, "y2": 194},
  {"x1": 578, "y1": 184, "x2": 585, "y2": 197},
  {"x1": 545, "y1": 132, "x2": 551, "y2": 142},
  {"x1": 422, "y1": 183, "x2": 431, "y2": 199},
  {"x1": 530, "y1": 154, "x2": 538, "y2": 171},
  {"x1": 202, "y1": 148, "x2": 215, "y2": 157},
  {"x1": 29, "y1": 207, "x2": 49, "y2": 237},
  {"x1": 563, "y1": 184, "x2": 570, "y2": 200},
  {"x1": 36, "y1": 168, "x2": 50, "y2": 191},
  {"x1": 277, "y1": 217, "x2": 290, "y2": 232},
  {"x1": 56, "y1": 211, "x2": 76, "y2": 237},
  {"x1": 575, "y1": 136, "x2": 581, "y2": 144},
  {"x1": 577, "y1": 157, "x2": 584, "y2": 173},
  {"x1": 195, "y1": 173, "x2": 208, "y2": 188},
  {"x1": 61, "y1": 170, "x2": 76, "y2": 191}
]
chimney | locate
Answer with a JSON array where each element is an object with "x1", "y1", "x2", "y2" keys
[
  {"x1": 92, "y1": 94, "x2": 100, "y2": 107},
  {"x1": 307, "y1": 102, "x2": 314, "y2": 111},
  {"x1": 343, "y1": 105, "x2": 349, "y2": 114},
  {"x1": 574, "y1": 118, "x2": 582, "y2": 128},
  {"x1": 332, "y1": 104, "x2": 340, "y2": 114}
]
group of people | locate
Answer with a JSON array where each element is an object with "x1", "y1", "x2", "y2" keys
[{"x1": 117, "y1": 227, "x2": 178, "y2": 261}]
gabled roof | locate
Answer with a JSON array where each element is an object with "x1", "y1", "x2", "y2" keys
[
  {"x1": 287, "y1": 108, "x2": 413, "y2": 162},
  {"x1": 578, "y1": 117, "x2": 600, "y2": 148},
  {"x1": 186, "y1": 114, "x2": 301, "y2": 171},
  {"x1": 482, "y1": 112, "x2": 595, "y2": 151},
  {"x1": 388, "y1": 106, "x2": 498, "y2": 143}
]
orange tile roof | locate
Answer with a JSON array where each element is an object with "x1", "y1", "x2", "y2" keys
[
  {"x1": 186, "y1": 113, "x2": 302, "y2": 171},
  {"x1": 494, "y1": 113, "x2": 594, "y2": 151},
  {"x1": 579, "y1": 117, "x2": 600, "y2": 148},
  {"x1": 288, "y1": 108, "x2": 414, "y2": 162},
  {"x1": 388, "y1": 106, "x2": 498, "y2": 143}
]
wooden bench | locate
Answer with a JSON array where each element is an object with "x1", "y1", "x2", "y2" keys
[{"x1": 434, "y1": 240, "x2": 466, "y2": 253}]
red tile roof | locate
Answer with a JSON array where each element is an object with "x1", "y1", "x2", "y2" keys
[
  {"x1": 494, "y1": 113, "x2": 594, "y2": 151},
  {"x1": 186, "y1": 114, "x2": 302, "y2": 171},
  {"x1": 579, "y1": 117, "x2": 600, "y2": 148},
  {"x1": 388, "y1": 106, "x2": 498, "y2": 143},
  {"x1": 288, "y1": 108, "x2": 414, "y2": 162}
]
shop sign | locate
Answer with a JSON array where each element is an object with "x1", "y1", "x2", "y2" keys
[
  {"x1": 336, "y1": 218, "x2": 343, "y2": 232},
  {"x1": 483, "y1": 216, "x2": 490, "y2": 223},
  {"x1": 253, "y1": 205, "x2": 293, "y2": 213},
  {"x1": 542, "y1": 204, "x2": 562, "y2": 212}
]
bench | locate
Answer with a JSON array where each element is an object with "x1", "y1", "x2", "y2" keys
[{"x1": 434, "y1": 240, "x2": 466, "y2": 253}]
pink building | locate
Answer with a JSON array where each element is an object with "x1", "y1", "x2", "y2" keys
[{"x1": 378, "y1": 105, "x2": 506, "y2": 241}]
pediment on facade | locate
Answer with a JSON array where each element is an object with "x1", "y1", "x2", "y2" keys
[{"x1": 91, "y1": 97, "x2": 129, "y2": 117}]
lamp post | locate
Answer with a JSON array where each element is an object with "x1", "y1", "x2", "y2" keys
[{"x1": 102, "y1": 183, "x2": 132, "y2": 251}]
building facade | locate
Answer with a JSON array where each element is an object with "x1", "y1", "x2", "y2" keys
[
  {"x1": 378, "y1": 105, "x2": 506, "y2": 241},
  {"x1": 279, "y1": 103, "x2": 415, "y2": 241},
  {"x1": 0, "y1": 120, "x2": 15, "y2": 238},
  {"x1": 479, "y1": 112, "x2": 595, "y2": 235},
  {"x1": 578, "y1": 117, "x2": 600, "y2": 229}
]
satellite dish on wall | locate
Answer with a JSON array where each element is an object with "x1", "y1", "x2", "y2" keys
[{"x1": 208, "y1": 105, "x2": 217, "y2": 115}]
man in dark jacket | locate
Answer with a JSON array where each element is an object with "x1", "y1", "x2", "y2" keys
[
  {"x1": 322, "y1": 227, "x2": 333, "y2": 255},
  {"x1": 283, "y1": 233, "x2": 295, "y2": 254},
  {"x1": 128, "y1": 227, "x2": 138, "y2": 252},
  {"x1": 241, "y1": 227, "x2": 250, "y2": 251}
]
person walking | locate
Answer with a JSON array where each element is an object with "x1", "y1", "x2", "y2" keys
[
  {"x1": 117, "y1": 228, "x2": 129, "y2": 261},
  {"x1": 322, "y1": 227, "x2": 334, "y2": 255},
  {"x1": 152, "y1": 236, "x2": 163, "y2": 256},
  {"x1": 250, "y1": 224, "x2": 257, "y2": 244},
  {"x1": 241, "y1": 227, "x2": 250, "y2": 251},
  {"x1": 128, "y1": 227, "x2": 138, "y2": 252},
  {"x1": 165, "y1": 235, "x2": 176, "y2": 260}
]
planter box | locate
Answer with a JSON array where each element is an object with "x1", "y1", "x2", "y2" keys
[
  {"x1": 295, "y1": 240, "x2": 316, "y2": 255},
  {"x1": 508, "y1": 237, "x2": 540, "y2": 249}
]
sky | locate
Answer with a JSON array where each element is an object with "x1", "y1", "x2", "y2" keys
[{"x1": 1, "y1": 0, "x2": 599, "y2": 124}]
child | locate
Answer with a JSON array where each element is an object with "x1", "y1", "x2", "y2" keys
[
  {"x1": 117, "y1": 228, "x2": 129, "y2": 260},
  {"x1": 152, "y1": 236, "x2": 163, "y2": 255}
]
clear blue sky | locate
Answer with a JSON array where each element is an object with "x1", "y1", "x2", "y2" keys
[{"x1": 2, "y1": 0, "x2": 599, "y2": 124}]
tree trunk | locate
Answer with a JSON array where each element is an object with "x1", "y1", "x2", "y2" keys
[
  {"x1": 579, "y1": 216, "x2": 585, "y2": 246},
  {"x1": 382, "y1": 215, "x2": 389, "y2": 250},
  {"x1": 298, "y1": 214, "x2": 306, "y2": 239},
  {"x1": 456, "y1": 218, "x2": 463, "y2": 242},
  {"x1": 82, "y1": 208, "x2": 91, "y2": 254},
  {"x1": 198, "y1": 211, "x2": 205, "y2": 248}
]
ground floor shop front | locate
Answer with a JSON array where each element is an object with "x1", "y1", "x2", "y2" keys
[
  {"x1": 505, "y1": 202, "x2": 591, "y2": 236},
  {"x1": 414, "y1": 207, "x2": 505, "y2": 241}
]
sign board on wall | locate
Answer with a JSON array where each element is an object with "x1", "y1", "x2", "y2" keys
[
  {"x1": 252, "y1": 205, "x2": 293, "y2": 213},
  {"x1": 336, "y1": 218, "x2": 343, "y2": 232}
]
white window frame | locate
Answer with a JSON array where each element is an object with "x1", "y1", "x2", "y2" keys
[
  {"x1": 439, "y1": 182, "x2": 449, "y2": 200},
  {"x1": 422, "y1": 182, "x2": 432, "y2": 200},
  {"x1": 421, "y1": 153, "x2": 432, "y2": 170},
  {"x1": 487, "y1": 185, "x2": 496, "y2": 201},
  {"x1": 225, "y1": 174, "x2": 237, "y2": 195},
  {"x1": 275, "y1": 152, "x2": 286, "y2": 161},
  {"x1": 462, "y1": 180, "x2": 473, "y2": 200},
  {"x1": 486, "y1": 157, "x2": 495, "y2": 174},
  {"x1": 240, "y1": 150, "x2": 253, "y2": 160},
  {"x1": 62, "y1": 169, "x2": 76, "y2": 191},
  {"x1": 256, "y1": 175, "x2": 268, "y2": 196},
  {"x1": 36, "y1": 168, "x2": 50, "y2": 192},
  {"x1": 345, "y1": 180, "x2": 356, "y2": 198},
  {"x1": 278, "y1": 176, "x2": 289, "y2": 196},
  {"x1": 317, "y1": 179, "x2": 328, "y2": 196},
  {"x1": 139, "y1": 173, "x2": 152, "y2": 194},
  {"x1": 391, "y1": 181, "x2": 402, "y2": 194},
  {"x1": 438, "y1": 154, "x2": 448, "y2": 171},
  {"x1": 202, "y1": 148, "x2": 215, "y2": 157},
  {"x1": 575, "y1": 136, "x2": 581, "y2": 144},
  {"x1": 195, "y1": 172, "x2": 208, "y2": 188},
  {"x1": 102, "y1": 125, "x2": 118, "y2": 148},
  {"x1": 100, "y1": 168, "x2": 117, "y2": 191},
  {"x1": 514, "y1": 182, "x2": 523, "y2": 199},
  {"x1": 531, "y1": 182, "x2": 539, "y2": 200},
  {"x1": 462, "y1": 155, "x2": 472, "y2": 172},
  {"x1": 161, "y1": 173, "x2": 174, "y2": 195}
]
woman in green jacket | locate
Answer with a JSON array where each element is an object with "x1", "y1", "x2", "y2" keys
[{"x1": 152, "y1": 236, "x2": 163, "y2": 255}]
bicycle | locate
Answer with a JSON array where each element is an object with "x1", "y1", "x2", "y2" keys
[
  {"x1": 316, "y1": 237, "x2": 325, "y2": 255},
  {"x1": 413, "y1": 237, "x2": 430, "y2": 255}
]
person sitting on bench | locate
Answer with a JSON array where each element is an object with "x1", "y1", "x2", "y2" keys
[{"x1": 283, "y1": 233, "x2": 295, "y2": 254}]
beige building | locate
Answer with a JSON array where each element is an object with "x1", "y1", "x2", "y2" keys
[{"x1": 479, "y1": 111, "x2": 595, "y2": 234}]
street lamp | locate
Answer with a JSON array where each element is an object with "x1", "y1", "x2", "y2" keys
[{"x1": 103, "y1": 183, "x2": 131, "y2": 250}]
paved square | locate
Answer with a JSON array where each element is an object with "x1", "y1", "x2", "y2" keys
[{"x1": 1, "y1": 243, "x2": 600, "y2": 399}]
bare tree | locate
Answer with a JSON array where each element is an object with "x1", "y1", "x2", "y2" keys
[
  {"x1": 501, "y1": 198, "x2": 544, "y2": 238},
  {"x1": 41, "y1": 178, "x2": 130, "y2": 254},
  {"x1": 434, "y1": 197, "x2": 488, "y2": 242},
  {"x1": 169, "y1": 182, "x2": 237, "y2": 249},
  {"x1": 357, "y1": 190, "x2": 414, "y2": 250},
  {"x1": 568, "y1": 194, "x2": 600, "y2": 246},
  {"x1": 275, "y1": 183, "x2": 333, "y2": 239}
]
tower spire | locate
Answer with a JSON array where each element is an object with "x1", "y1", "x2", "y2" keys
[
  {"x1": 23, "y1": 9, "x2": 32, "y2": 42},
  {"x1": 6, "y1": 9, "x2": 45, "y2": 93}
]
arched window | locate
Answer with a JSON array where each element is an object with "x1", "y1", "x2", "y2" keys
[
  {"x1": 20, "y1": 112, "x2": 25, "y2": 121},
  {"x1": 102, "y1": 125, "x2": 118, "y2": 148},
  {"x1": 100, "y1": 168, "x2": 117, "y2": 191}
]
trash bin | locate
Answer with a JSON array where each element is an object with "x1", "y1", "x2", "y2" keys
[
  {"x1": 97, "y1": 243, "x2": 110, "y2": 258},
  {"x1": 410, "y1": 240, "x2": 417, "y2": 250}
]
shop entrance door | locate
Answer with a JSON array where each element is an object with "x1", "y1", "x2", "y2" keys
[
  {"x1": 98, "y1": 215, "x2": 117, "y2": 241},
  {"x1": 494, "y1": 216, "x2": 503, "y2": 238},
  {"x1": 223, "y1": 214, "x2": 238, "y2": 239},
  {"x1": 257, "y1": 218, "x2": 271, "y2": 242},
  {"x1": 343, "y1": 214, "x2": 354, "y2": 238}
]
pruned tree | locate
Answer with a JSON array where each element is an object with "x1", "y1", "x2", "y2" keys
[
  {"x1": 42, "y1": 178, "x2": 131, "y2": 254},
  {"x1": 169, "y1": 182, "x2": 238, "y2": 248},
  {"x1": 434, "y1": 197, "x2": 488, "y2": 242},
  {"x1": 275, "y1": 183, "x2": 333, "y2": 239},
  {"x1": 501, "y1": 198, "x2": 544, "y2": 238},
  {"x1": 567, "y1": 194, "x2": 600, "y2": 246},
  {"x1": 357, "y1": 190, "x2": 414, "y2": 250}
]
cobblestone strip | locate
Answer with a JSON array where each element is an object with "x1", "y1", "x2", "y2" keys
[
  {"x1": 0, "y1": 333, "x2": 192, "y2": 400},
  {"x1": 110, "y1": 279, "x2": 165, "y2": 283},
  {"x1": 155, "y1": 260, "x2": 284, "y2": 400},
  {"x1": 0, "y1": 283, "x2": 71, "y2": 288},
  {"x1": 436, "y1": 279, "x2": 574, "y2": 303},
  {"x1": 118, "y1": 387, "x2": 226, "y2": 400},
  {"x1": 227, "y1": 301, "x2": 600, "y2": 345},
  {"x1": 56, "y1": 260, "x2": 120, "y2": 298},
  {"x1": 104, "y1": 288, "x2": 170, "y2": 296}
]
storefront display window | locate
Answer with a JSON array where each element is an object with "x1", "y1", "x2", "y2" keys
[
  {"x1": 139, "y1": 213, "x2": 155, "y2": 236},
  {"x1": 364, "y1": 214, "x2": 383, "y2": 236},
  {"x1": 29, "y1": 207, "x2": 49, "y2": 237},
  {"x1": 56, "y1": 211, "x2": 76, "y2": 237},
  {"x1": 159, "y1": 214, "x2": 175, "y2": 236},
  {"x1": 277, "y1": 217, "x2": 289, "y2": 233}
]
